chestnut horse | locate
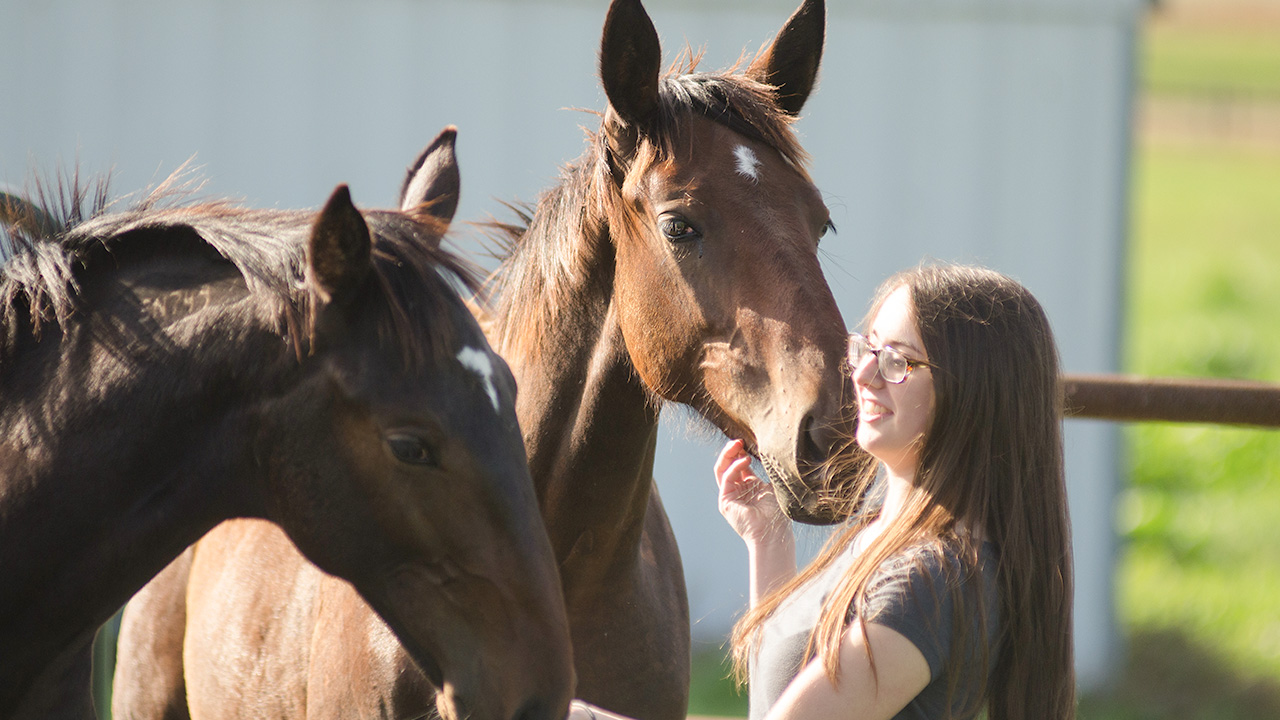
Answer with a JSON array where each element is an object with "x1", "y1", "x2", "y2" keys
[
  {"x1": 115, "y1": 1, "x2": 866, "y2": 718},
  {"x1": 0, "y1": 129, "x2": 572, "y2": 720}
]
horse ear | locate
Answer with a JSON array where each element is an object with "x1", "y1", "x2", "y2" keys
[
  {"x1": 747, "y1": 0, "x2": 824, "y2": 116},
  {"x1": 599, "y1": 0, "x2": 662, "y2": 131},
  {"x1": 400, "y1": 126, "x2": 461, "y2": 232},
  {"x1": 308, "y1": 185, "x2": 371, "y2": 304}
]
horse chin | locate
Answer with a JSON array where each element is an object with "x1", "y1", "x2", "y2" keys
[
  {"x1": 782, "y1": 495, "x2": 845, "y2": 525},
  {"x1": 372, "y1": 566, "x2": 452, "y2": 689},
  {"x1": 757, "y1": 452, "x2": 844, "y2": 526},
  {"x1": 417, "y1": 653, "x2": 447, "y2": 695},
  {"x1": 372, "y1": 570, "x2": 485, "y2": 716}
]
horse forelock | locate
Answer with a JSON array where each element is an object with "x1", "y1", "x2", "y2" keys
[
  {"x1": 649, "y1": 63, "x2": 810, "y2": 173},
  {"x1": 360, "y1": 210, "x2": 484, "y2": 370},
  {"x1": 484, "y1": 61, "x2": 811, "y2": 362}
]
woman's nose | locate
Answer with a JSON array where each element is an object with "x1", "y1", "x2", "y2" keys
[{"x1": 850, "y1": 352, "x2": 881, "y2": 387}]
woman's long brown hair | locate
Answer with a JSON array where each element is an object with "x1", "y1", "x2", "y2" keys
[{"x1": 730, "y1": 264, "x2": 1075, "y2": 720}]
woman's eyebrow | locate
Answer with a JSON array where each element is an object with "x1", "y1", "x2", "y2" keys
[{"x1": 879, "y1": 336, "x2": 926, "y2": 356}]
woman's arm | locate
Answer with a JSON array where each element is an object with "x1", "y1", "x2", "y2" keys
[
  {"x1": 565, "y1": 621, "x2": 930, "y2": 720},
  {"x1": 745, "y1": 526, "x2": 797, "y2": 607},
  {"x1": 763, "y1": 620, "x2": 931, "y2": 720},
  {"x1": 713, "y1": 439, "x2": 797, "y2": 605}
]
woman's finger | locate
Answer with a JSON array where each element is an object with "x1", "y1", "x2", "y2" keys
[
  {"x1": 714, "y1": 439, "x2": 746, "y2": 489},
  {"x1": 720, "y1": 455, "x2": 751, "y2": 488},
  {"x1": 726, "y1": 456, "x2": 756, "y2": 486},
  {"x1": 723, "y1": 457, "x2": 765, "y2": 502}
]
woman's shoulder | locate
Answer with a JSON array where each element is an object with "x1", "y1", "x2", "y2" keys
[
  {"x1": 866, "y1": 538, "x2": 998, "y2": 614},
  {"x1": 862, "y1": 537, "x2": 1001, "y2": 682}
]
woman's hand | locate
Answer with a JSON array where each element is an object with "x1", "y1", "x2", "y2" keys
[
  {"x1": 715, "y1": 439, "x2": 797, "y2": 605},
  {"x1": 714, "y1": 439, "x2": 791, "y2": 546}
]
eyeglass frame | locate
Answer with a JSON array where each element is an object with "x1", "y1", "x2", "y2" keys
[{"x1": 846, "y1": 332, "x2": 935, "y2": 384}]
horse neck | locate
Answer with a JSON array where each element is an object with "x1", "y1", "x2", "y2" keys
[
  {"x1": 492, "y1": 173, "x2": 660, "y2": 576},
  {"x1": 0, "y1": 270, "x2": 289, "y2": 693}
]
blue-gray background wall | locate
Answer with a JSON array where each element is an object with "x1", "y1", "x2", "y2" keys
[{"x1": 1, "y1": 0, "x2": 1143, "y2": 690}]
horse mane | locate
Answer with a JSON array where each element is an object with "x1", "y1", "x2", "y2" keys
[
  {"x1": 483, "y1": 55, "x2": 811, "y2": 358},
  {"x1": 0, "y1": 169, "x2": 479, "y2": 367},
  {"x1": 1, "y1": 170, "x2": 113, "y2": 337}
]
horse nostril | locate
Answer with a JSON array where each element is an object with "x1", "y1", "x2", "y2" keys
[
  {"x1": 798, "y1": 412, "x2": 824, "y2": 466},
  {"x1": 799, "y1": 406, "x2": 848, "y2": 467}
]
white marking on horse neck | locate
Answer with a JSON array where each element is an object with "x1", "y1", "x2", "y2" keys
[
  {"x1": 456, "y1": 346, "x2": 501, "y2": 412},
  {"x1": 733, "y1": 145, "x2": 761, "y2": 183}
]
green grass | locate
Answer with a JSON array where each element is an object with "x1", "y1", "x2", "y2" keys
[
  {"x1": 690, "y1": 647, "x2": 749, "y2": 717},
  {"x1": 1140, "y1": 0, "x2": 1280, "y2": 100},
  {"x1": 1143, "y1": 26, "x2": 1280, "y2": 99}
]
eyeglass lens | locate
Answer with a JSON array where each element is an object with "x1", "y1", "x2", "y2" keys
[{"x1": 847, "y1": 334, "x2": 911, "y2": 383}]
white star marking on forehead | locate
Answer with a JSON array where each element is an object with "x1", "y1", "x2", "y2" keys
[
  {"x1": 733, "y1": 145, "x2": 761, "y2": 183},
  {"x1": 456, "y1": 346, "x2": 500, "y2": 413}
]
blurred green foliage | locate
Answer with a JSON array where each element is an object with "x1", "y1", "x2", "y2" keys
[{"x1": 1103, "y1": 139, "x2": 1280, "y2": 717}]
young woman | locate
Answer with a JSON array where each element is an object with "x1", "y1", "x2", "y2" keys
[{"x1": 568, "y1": 263, "x2": 1074, "y2": 720}]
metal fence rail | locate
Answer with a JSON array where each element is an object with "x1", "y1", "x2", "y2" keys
[{"x1": 1063, "y1": 373, "x2": 1280, "y2": 428}]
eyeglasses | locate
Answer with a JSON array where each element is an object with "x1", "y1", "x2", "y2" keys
[{"x1": 846, "y1": 333, "x2": 933, "y2": 384}]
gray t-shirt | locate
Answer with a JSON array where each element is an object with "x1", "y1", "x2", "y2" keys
[{"x1": 749, "y1": 534, "x2": 1000, "y2": 720}]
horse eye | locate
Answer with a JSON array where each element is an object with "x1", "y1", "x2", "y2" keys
[
  {"x1": 386, "y1": 434, "x2": 438, "y2": 467},
  {"x1": 660, "y1": 216, "x2": 700, "y2": 243},
  {"x1": 820, "y1": 219, "x2": 836, "y2": 240}
]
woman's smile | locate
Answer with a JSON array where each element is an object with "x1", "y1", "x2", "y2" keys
[{"x1": 858, "y1": 397, "x2": 890, "y2": 421}]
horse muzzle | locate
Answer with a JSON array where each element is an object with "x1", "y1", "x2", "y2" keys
[{"x1": 751, "y1": 389, "x2": 871, "y2": 525}]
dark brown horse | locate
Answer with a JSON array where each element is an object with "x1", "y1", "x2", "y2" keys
[
  {"x1": 115, "y1": 1, "x2": 864, "y2": 718},
  {"x1": 0, "y1": 129, "x2": 573, "y2": 720}
]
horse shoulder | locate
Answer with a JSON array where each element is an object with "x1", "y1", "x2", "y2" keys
[
  {"x1": 305, "y1": 574, "x2": 435, "y2": 720},
  {"x1": 183, "y1": 520, "x2": 317, "y2": 719},
  {"x1": 113, "y1": 548, "x2": 194, "y2": 720}
]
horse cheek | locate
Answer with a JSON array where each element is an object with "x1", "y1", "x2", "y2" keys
[
  {"x1": 268, "y1": 406, "x2": 376, "y2": 581},
  {"x1": 616, "y1": 263, "x2": 701, "y2": 402}
]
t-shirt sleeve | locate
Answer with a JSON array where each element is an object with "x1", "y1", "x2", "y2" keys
[{"x1": 859, "y1": 551, "x2": 958, "y2": 682}]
